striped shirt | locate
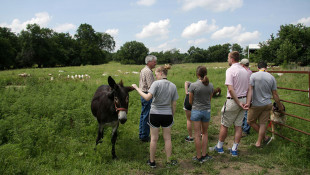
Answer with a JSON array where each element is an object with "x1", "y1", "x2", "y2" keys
[{"x1": 139, "y1": 65, "x2": 155, "y2": 92}]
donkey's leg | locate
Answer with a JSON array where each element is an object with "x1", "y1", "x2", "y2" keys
[
  {"x1": 94, "y1": 124, "x2": 104, "y2": 150},
  {"x1": 111, "y1": 122, "x2": 119, "y2": 159}
]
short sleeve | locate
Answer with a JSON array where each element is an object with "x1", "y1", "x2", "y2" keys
[{"x1": 225, "y1": 69, "x2": 233, "y2": 86}]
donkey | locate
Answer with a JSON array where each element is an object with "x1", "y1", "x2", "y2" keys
[{"x1": 91, "y1": 76, "x2": 135, "y2": 159}]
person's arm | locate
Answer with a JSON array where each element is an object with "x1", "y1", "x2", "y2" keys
[
  {"x1": 189, "y1": 92, "x2": 193, "y2": 105},
  {"x1": 184, "y1": 81, "x2": 190, "y2": 94},
  {"x1": 227, "y1": 85, "x2": 246, "y2": 109},
  {"x1": 245, "y1": 86, "x2": 253, "y2": 109},
  {"x1": 132, "y1": 84, "x2": 153, "y2": 101},
  {"x1": 171, "y1": 101, "x2": 176, "y2": 116},
  {"x1": 272, "y1": 90, "x2": 284, "y2": 111}
]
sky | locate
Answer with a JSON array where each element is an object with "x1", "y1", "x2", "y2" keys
[{"x1": 1, "y1": 0, "x2": 310, "y2": 53}]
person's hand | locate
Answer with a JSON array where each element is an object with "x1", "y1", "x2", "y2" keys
[
  {"x1": 132, "y1": 84, "x2": 138, "y2": 89},
  {"x1": 240, "y1": 102, "x2": 249, "y2": 110},
  {"x1": 242, "y1": 103, "x2": 249, "y2": 110}
]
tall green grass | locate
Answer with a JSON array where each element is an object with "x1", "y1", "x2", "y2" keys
[{"x1": 0, "y1": 62, "x2": 309, "y2": 174}]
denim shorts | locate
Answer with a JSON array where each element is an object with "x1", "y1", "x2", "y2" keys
[{"x1": 190, "y1": 110, "x2": 211, "y2": 122}]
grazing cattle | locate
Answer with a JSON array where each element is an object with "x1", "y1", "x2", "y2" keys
[
  {"x1": 212, "y1": 87, "x2": 221, "y2": 97},
  {"x1": 91, "y1": 76, "x2": 135, "y2": 159}
]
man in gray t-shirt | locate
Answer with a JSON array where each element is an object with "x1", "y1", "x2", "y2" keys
[
  {"x1": 246, "y1": 61, "x2": 284, "y2": 148},
  {"x1": 250, "y1": 71, "x2": 277, "y2": 106}
]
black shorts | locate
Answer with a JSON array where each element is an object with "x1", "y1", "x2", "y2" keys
[
  {"x1": 183, "y1": 94, "x2": 192, "y2": 111},
  {"x1": 148, "y1": 114, "x2": 174, "y2": 128}
]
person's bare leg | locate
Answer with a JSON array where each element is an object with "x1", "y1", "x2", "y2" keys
[
  {"x1": 162, "y1": 127, "x2": 172, "y2": 161},
  {"x1": 193, "y1": 121, "x2": 202, "y2": 158},
  {"x1": 201, "y1": 122, "x2": 209, "y2": 156},
  {"x1": 185, "y1": 110, "x2": 192, "y2": 138},
  {"x1": 150, "y1": 127, "x2": 159, "y2": 162}
]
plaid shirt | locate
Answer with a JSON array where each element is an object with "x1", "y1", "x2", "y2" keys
[{"x1": 139, "y1": 66, "x2": 155, "y2": 92}]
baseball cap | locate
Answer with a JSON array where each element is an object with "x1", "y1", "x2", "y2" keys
[{"x1": 240, "y1": 59, "x2": 249, "y2": 66}]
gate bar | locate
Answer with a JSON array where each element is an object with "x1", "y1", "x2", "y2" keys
[
  {"x1": 280, "y1": 99, "x2": 310, "y2": 107},
  {"x1": 280, "y1": 111, "x2": 310, "y2": 122},
  {"x1": 270, "y1": 120, "x2": 310, "y2": 136}
]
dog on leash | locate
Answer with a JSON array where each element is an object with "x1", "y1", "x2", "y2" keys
[
  {"x1": 212, "y1": 87, "x2": 221, "y2": 97},
  {"x1": 270, "y1": 102, "x2": 286, "y2": 139}
]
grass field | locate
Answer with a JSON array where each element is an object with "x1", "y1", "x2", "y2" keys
[{"x1": 0, "y1": 62, "x2": 309, "y2": 174}]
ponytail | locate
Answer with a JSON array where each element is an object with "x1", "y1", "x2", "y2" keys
[
  {"x1": 196, "y1": 66, "x2": 209, "y2": 86},
  {"x1": 202, "y1": 75, "x2": 209, "y2": 86}
]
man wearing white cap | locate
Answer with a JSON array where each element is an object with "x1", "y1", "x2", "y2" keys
[{"x1": 240, "y1": 58, "x2": 252, "y2": 136}]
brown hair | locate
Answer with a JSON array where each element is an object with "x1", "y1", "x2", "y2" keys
[
  {"x1": 156, "y1": 64, "x2": 171, "y2": 76},
  {"x1": 196, "y1": 66, "x2": 209, "y2": 86},
  {"x1": 229, "y1": 51, "x2": 240, "y2": 62}
]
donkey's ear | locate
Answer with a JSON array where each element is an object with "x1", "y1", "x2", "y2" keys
[
  {"x1": 119, "y1": 80, "x2": 124, "y2": 87},
  {"x1": 108, "y1": 76, "x2": 116, "y2": 89},
  {"x1": 126, "y1": 86, "x2": 136, "y2": 92}
]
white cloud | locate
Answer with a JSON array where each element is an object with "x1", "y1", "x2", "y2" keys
[
  {"x1": 211, "y1": 24, "x2": 242, "y2": 40},
  {"x1": 294, "y1": 16, "x2": 310, "y2": 26},
  {"x1": 137, "y1": 0, "x2": 156, "y2": 6},
  {"x1": 54, "y1": 23, "x2": 76, "y2": 33},
  {"x1": 149, "y1": 39, "x2": 179, "y2": 52},
  {"x1": 188, "y1": 38, "x2": 208, "y2": 45},
  {"x1": 136, "y1": 19, "x2": 170, "y2": 39},
  {"x1": 105, "y1": 29, "x2": 119, "y2": 37},
  {"x1": 181, "y1": 0, "x2": 243, "y2": 12},
  {"x1": 211, "y1": 24, "x2": 260, "y2": 45},
  {"x1": 182, "y1": 19, "x2": 218, "y2": 38},
  {"x1": 232, "y1": 31, "x2": 260, "y2": 44},
  {"x1": 0, "y1": 12, "x2": 51, "y2": 33}
]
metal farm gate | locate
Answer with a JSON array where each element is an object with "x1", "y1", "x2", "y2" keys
[{"x1": 266, "y1": 70, "x2": 310, "y2": 147}]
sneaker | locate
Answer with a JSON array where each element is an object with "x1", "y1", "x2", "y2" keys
[
  {"x1": 185, "y1": 136, "x2": 194, "y2": 142},
  {"x1": 140, "y1": 137, "x2": 150, "y2": 142},
  {"x1": 229, "y1": 148, "x2": 238, "y2": 157},
  {"x1": 147, "y1": 159, "x2": 156, "y2": 168},
  {"x1": 201, "y1": 154, "x2": 213, "y2": 162},
  {"x1": 209, "y1": 145, "x2": 224, "y2": 154},
  {"x1": 192, "y1": 156, "x2": 203, "y2": 164},
  {"x1": 166, "y1": 160, "x2": 178, "y2": 167},
  {"x1": 264, "y1": 137, "x2": 273, "y2": 145}
]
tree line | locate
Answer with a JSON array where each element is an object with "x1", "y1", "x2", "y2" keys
[{"x1": 0, "y1": 23, "x2": 309, "y2": 70}]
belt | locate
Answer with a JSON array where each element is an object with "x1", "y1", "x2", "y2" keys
[{"x1": 227, "y1": 96, "x2": 246, "y2": 99}]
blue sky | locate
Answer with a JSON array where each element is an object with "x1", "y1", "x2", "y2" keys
[{"x1": 1, "y1": 0, "x2": 310, "y2": 53}]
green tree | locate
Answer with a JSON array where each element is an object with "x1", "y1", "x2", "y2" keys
[
  {"x1": 0, "y1": 27, "x2": 19, "y2": 69},
  {"x1": 18, "y1": 24, "x2": 54, "y2": 68},
  {"x1": 117, "y1": 41, "x2": 149, "y2": 64},
  {"x1": 276, "y1": 39, "x2": 298, "y2": 65},
  {"x1": 208, "y1": 43, "x2": 231, "y2": 62},
  {"x1": 97, "y1": 33, "x2": 115, "y2": 52},
  {"x1": 75, "y1": 24, "x2": 108, "y2": 65},
  {"x1": 52, "y1": 32, "x2": 79, "y2": 66}
]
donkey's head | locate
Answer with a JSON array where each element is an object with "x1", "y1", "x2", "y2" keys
[{"x1": 108, "y1": 76, "x2": 135, "y2": 124}]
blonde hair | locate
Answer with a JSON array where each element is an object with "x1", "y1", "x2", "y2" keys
[{"x1": 156, "y1": 64, "x2": 171, "y2": 76}]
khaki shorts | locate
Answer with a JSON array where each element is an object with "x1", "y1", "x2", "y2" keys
[
  {"x1": 248, "y1": 104, "x2": 272, "y2": 124},
  {"x1": 221, "y1": 98, "x2": 246, "y2": 127}
]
